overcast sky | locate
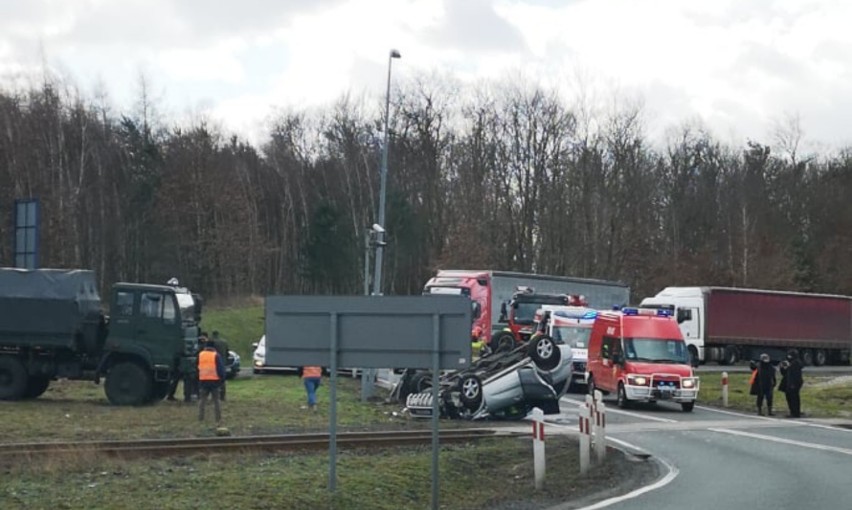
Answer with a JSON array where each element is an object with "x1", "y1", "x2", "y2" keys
[{"x1": 1, "y1": 0, "x2": 850, "y2": 150}]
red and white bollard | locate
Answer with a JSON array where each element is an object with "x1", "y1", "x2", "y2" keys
[
  {"x1": 722, "y1": 371, "x2": 729, "y2": 408},
  {"x1": 531, "y1": 407, "x2": 546, "y2": 490},
  {"x1": 578, "y1": 403, "x2": 591, "y2": 474},
  {"x1": 593, "y1": 390, "x2": 607, "y2": 463}
]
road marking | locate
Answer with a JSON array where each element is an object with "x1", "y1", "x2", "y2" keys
[
  {"x1": 561, "y1": 396, "x2": 678, "y2": 423},
  {"x1": 697, "y1": 405, "x2": 852, "y2": 433},
  {"x1": 708, "y1": 428, "x2": 852, "y2": 456},
  {"x1": 571, "y1": 438, "x2": 679, "y2": 510}
]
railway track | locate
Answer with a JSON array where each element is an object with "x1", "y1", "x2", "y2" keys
[{"x1": 0, "y1": 428, "x2": 521, "y2": 462}]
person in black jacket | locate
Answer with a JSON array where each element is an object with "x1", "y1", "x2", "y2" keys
[
  {"x1": 752, "y1": 353, "x2": 776, "y2": 416},
  {"x1": 779, "y1": 349, "x2": 804, "y2": 418}
]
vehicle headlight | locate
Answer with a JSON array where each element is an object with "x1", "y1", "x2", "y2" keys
[
  {"x1": 254, "y1": 360, "x2": 264, "y2": 367},
  {"x1": 682, "y1": 378, "x2": 695, "y2": 388},
  {"x1": 628, "y1": 375, "x2": 648, "y2": 386}
]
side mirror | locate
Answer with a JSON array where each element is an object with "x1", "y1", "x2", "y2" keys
[
  {"x1": 471, "y1": 302, "x2": 482, "y2": 319},
  {"x1": 251, "y1": 342, "x2": 258, "y2": 349},
  {"x1": 676, "y1": 308, "x2": 691, "y2": 324},
  {"x1": 499, "y1": 302, "x2": 508, "y2": 322}
]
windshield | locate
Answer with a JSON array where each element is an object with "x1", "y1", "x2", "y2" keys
[
  {"x1": 513, "y1": 302, "x2": 541, "y2": 324},
  {"x1": 624, "y1": 338, "x2": 689, "y2": 364},
  {"x1": 175, "y1": 293, "x2": 196, "y2": 324},
  {"x1": 552, "y1": 327, "x2": 592, "y2": 348}
]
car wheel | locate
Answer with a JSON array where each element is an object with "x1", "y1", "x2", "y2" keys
[
  {"x1": 529, "y1": 335, "x2": 560, "y2": 372},
  {"x1": 491, "y1": 333, "x2": 515, "y2": 354},
  {"x1": 458, "y1": 375, "x2": 483, "y2": 411},
  {"x1": 617, "y1": 383, "x2": 630, "y2": 409},
  {"x1": 681, "y1": 401, "x2": 695, "y2": 412}
]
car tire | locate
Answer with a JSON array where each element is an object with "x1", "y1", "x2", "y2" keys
[
  {"x1": 411, "y1": 373, "x2": 433, "y2": 393},
  {"x1": 491, "y1": 333, "x2": 515, "y2": 354},
  {"x1": 814, "y1": 349, "x2": 827, "y2": 367},
  {"x1": 617, "y1": 383, "x2": 630, "y2": 409},
  {"x1": 458, "y1": 375, "x2": 483, "y2": 411},
  {"x1": 681, "y1": 401, "x2": 695, "y2": 412},
  {"x1": 529, "y1": 335, "x2": 560, "y2": 372}
]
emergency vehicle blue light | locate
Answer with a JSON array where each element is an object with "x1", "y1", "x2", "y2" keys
[
  {"x1": 582, "y1": 311, "x2": 598, "y2": 319},
  {"x1": 656, "y1": 309, "x2": 673, "y2": 317},
  {"x1": 622, "y1": 307, "x2": 638, "y2": 315}
]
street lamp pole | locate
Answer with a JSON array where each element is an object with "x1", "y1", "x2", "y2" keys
[{"x1": 372, "y1": 48, "x2": 400, "y2": 296}]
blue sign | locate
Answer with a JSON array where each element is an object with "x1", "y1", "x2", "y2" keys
[{"x1": 14, "y1": 199, "x2": 39, "y2": 269}]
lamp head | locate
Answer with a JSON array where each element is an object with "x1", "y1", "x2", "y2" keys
[
  {"x1": 372, "y1": 223, "x2": 386, "y2": 234},
  {"x1": 390, "y1": 49, "x2": 401, "y2": 59}
]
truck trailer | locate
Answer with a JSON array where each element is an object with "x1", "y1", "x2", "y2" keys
[
  {"x1": 0, "y1": 268, "x2": 201, "y2": 404},
  {"x1": 640, "y1": 286, "x2": 852, "y2": 366},
  {"x1": 423, "y1": 270, "x2": 629, "y2": 351}
]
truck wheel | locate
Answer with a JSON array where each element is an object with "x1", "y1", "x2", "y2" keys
[
  {"x1": 688, "y1": 346, "x2": 700, "y2": 368},
  {"x1": 105, "y1": 362, "x2": 152, "y2": 406},
  {"x1": 492, "y1": 333, "x2": 515, "y2": 354},
  {"x1": 458, "y1": 375, "x2": 483, "y2": 411},
  {"x1": 22, "y1": 377, "x2": 51, "y2": 399},
  {"x1": 722, "y1": 346, "x2": 739, "y2": 365},
  {"x1": 813, "y1": 349, "x2": 827, "y2": 367},
  {"x1": 681, "y1": 401, "x2": 695, "y2": 412},
  {"x1": 149, "y1": 381, "x2": 170, "y2": 403},
  {"x1": 801, "y1": 349, "x2": 814, "y2": 367},
  {"x1": 617, "y1": 383, "x2": 630, "y2": 409},
  {"x1": 0, "y1": 357, "x2": 28, "y2": 400},
  {"x1": 529, "y1": 335, "x2": 560, "y2": 372}
]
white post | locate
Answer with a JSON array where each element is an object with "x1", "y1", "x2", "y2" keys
[
  {"x1": 722, "y1": 371, "x2": 729, "y2": 408},
  {"x1": 578, "y1": 403, "x2": 591, "y2": 474},
  {"x1": 594, "y1": 400, "x2": 607, "y2": 464},
  {"x1": 531, "y1": 407, "x2": 545, "y2": 490},
  {"x1": 585, "y1": 394, "x2": 596, "y2": 444}
]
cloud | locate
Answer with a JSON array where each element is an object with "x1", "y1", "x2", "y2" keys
[{"x1": 422, "y1": 0, "x2": 527, "y2": 53}]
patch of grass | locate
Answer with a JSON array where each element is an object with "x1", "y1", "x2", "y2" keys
[
  {"x1": 1, "y1": 436, "x2": 638, "y2": 510},
  {"x1": 201, "y1": 304, "x2": 265, "y2": 361},
  {"x1": 0, "y1": 375, "x2": 409, "y2": 443},
  {"x1": 697, "y1": 372, "x2": 852, "y2": 417}
]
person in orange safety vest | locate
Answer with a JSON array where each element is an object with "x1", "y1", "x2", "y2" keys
[
  {"x1": 301, "y1": 366, "x2": 323, "y2": 411},
  {"x1": 197, "y1": 335, "x2": 226, "y2": 423}
]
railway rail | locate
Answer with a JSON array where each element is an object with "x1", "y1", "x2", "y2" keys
[{"x1": 0, "y1": 428, "x2": 520, "y2": 462}]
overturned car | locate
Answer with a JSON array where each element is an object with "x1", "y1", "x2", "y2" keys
[{"x1": 399, "y1": 335, "x2": 572, "y2": 420}]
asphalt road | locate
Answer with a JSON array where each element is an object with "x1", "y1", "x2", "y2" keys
[{"x1": 548, "y1": 392, "x2": 852, "y2": 510}]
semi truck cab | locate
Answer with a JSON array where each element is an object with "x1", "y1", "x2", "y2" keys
[{"x1": 640, "y1": 287, "x2": 704, "y2": 366}]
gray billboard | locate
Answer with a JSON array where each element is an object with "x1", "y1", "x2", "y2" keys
[{"x1": 265, "y1": 295, "x2": 472, "y2": 370}]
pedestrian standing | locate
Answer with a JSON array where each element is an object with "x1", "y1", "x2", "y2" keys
[
  {"x1": 211, "y1": 330, "x2": 230, "y2": 401},
  {"x1": 301, "y1": 366, "x2": 323, "y2": 411},
  {"x1": 751, "y1": 353, "x2": 776, "y2": 416},
  {"x1": 779, "y1": 349, "x2": 804, "y2": 418},
  {"x1": 197, "y1": 335, "x2": 225, "y2": 424}
]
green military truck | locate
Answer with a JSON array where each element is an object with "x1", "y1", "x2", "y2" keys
[{"x1": 0, "y1": 268, "x2": 201, "y2": 405}]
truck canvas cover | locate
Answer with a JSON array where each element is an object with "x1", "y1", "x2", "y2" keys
[{"x1": 0, "y1": 268, "x2": 101, "y2": 342}]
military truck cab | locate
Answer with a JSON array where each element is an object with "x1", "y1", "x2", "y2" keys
[
  {"x1": 0, "y1": 268, "x2": 201, "y2": 405},
  {"x1": 585, "y1": 307, "x2": 699, "y2": 412},
  {"x1": 100, "y1": 283, "x2": 201, "y2": 405}
]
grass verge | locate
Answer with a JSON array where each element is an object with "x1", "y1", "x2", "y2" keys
[{"x1": 696, "y1": 372, "x2": 852, "y2": 418}]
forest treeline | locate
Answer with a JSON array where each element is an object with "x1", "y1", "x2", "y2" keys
[{"x1": 1, "y1": 74, "x2": 850, "y2": 303}]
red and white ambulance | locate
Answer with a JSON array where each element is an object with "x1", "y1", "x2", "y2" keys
[{"x1": 585, "y1": 307, "x2": 699, "y2": 412}]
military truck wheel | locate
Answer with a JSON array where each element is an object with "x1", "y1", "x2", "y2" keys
[
  {"x1": 491, "y1": 333, "x2": 515, "y2": 354},
  {"x1": 529, "y1": 335, "x2": 560, "y2": 372},
  {"x1": 149, "y1": 381, "x2": 170, "y2": 403},
  {"x1": 105, "y1": 362, "x2": 152, "y2": 406},
  {"x1": 458, "y1": 375, "x2": 483, "y2": 411},
  {"x1": 22, "y1": 376, "x2": 51, "y2": 399},
  {"x1": 0, "y1": 356, "x2": 28, "y2": 400}
]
